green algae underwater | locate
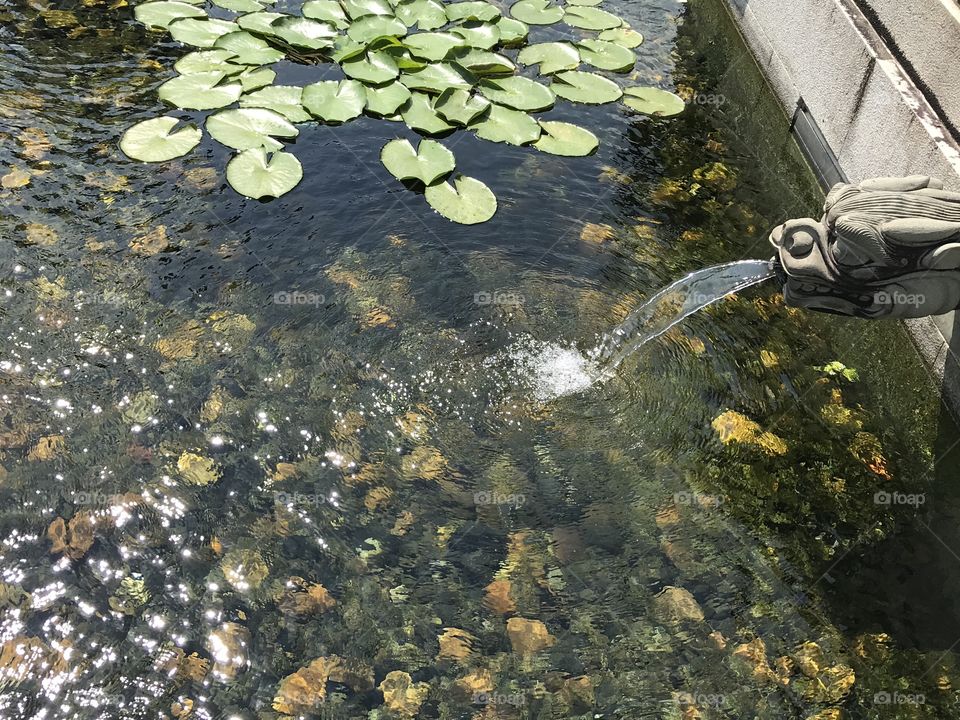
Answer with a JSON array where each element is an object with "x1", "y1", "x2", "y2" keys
[{"x1": 1, "y1": 0, "x2": 960, "y2": 718}]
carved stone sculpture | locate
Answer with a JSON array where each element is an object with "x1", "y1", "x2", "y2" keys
[{"x1": 770, "y1": 175, "x2": 960, "y2": 318}]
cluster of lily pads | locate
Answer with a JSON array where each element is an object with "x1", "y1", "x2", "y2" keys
[{"x1": 122, "y1": 0, "x2": 685, "y2": 223}]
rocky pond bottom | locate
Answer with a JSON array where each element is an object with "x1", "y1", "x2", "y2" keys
[{"x1": 2, "y1": 0, "x2": 960, "y2": 718}]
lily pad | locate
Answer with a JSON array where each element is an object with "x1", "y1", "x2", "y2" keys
[
  {"x1": 174, "y1": 49, "x2": 242, "y2": 74},
  {"x1": 120, "y1": 116, "x2": 202, "y2": 162},
  {"x1": 342, "y1": 0, "x2": 394, "y2": 18},
  {"x1": 450, "y1": 20, "x2": 500, "y2": 49},
  {"x1": 135, "y1": 1, "x2": 205, "y2": 30},
  {"x1": 364, "y1": 81, "x2": 412, "y2": 116},
  {"x1": 381, "y1": 137, "x2": 455, "y2": 185},
  {"x1": 509, "y1": 0, "x2": 562, "y2": 24},
  {"x1": 226, "y1": 148, "x2": 303, "y2": 199},
  {"x1": 533, "y1": 120, "x2": 598, "y2": 156},
  {"x1": 576, "y1": 39, "x2": 635, "y2": 72},
  {"x1": 445, "y1": 1, "x2": 500, "y2": 22},
  {"x1": 403, "y1": 32, "x2": 465, "y2": 61},
  {"x1": 158, "y1": 71, "x2": 242, "y2": 110},
  {"x1": 434, "y1": 87, "x2": 491, "y2": 125},
  {"x1": 302, "y1": 0, "x2": 350, "y2": 29},
  {"x1": 516, "y1": 42, "x2": 579, "y2": 74},
  {"x1": 623, "y1": 86, "x2": 685, "y2": 116},
  {"x1": 206, "y1": 107, "x2": 299, "y2": 150},
  {"x1": 551, "y1": 70, "x2": 622, "y2": 104},
  {"x1": 240, "y1": 86, "x2": 311, "y2": 122},
  {"x1": 302, "y1": 80, "x2": 367, "y2": 122},
  {"x1": 212, "y1": 0, "x2": 263, "y2": 11},
  {"x1": 236, "y1": 10, "x2": 285, "y2": 34},
  {"x1": 342, "y1": 50, "x2": 400, "y2": 84},
  {"x1": 169, "y1": 17, "x2": 238, "y2": 47},
  {"x1": 239, "y1": 67, "x2": 277, "y2": 91},
  {"x1": 451, "y1": 49, "x2": 515, "y2": 75},
  {"x1": 563, "y1": 5, "x2": 621, "y2": 29},
  {"x1": 479, "y1": 76, "x2": 553, "y2": 111},
  {"x1": 271, "y1": 16, "x2": 337, "y2": 49},
  {"x1": 469, "y1": 102, "x2": 540, "y2": 145},
  {"x1": 425, "y1": 175, "x2": 497, "y2": 224},
  {"x1": 347, "y1": 14, "x2": 408, "y2": 42},
  {"x1": 598, "y1": 26, "x2": 643, "y2": 48},
  {"x1": 495, "y1": 16, "x2": 528, "y2": 45},
  {"x1": 401, "y1": 92, "x2": 455, "y2": 134},
  {"x1": 214, "y1": 31, "x2": 286, "y2": 64},
  {"x1": 400, "y1": 63, "x2": 473, "y2": 94},
  {"x1": 395, "y1": 0, "x2": 447, "y2": 29}
]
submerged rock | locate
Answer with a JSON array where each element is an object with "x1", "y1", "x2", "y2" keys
[
  {"x1": 207, "y1": 622, "x2": 250, "y2": 681},
  {"x1": 279, "y1": 577, "x2": 336, "y2": 615},
  {"x1": 177, "y1": 452, "x2": 221, "y2": 486},
  {"x1": 437, "y1": 627, "x2": 476, "y2": 662},
  {"x1": 506, "y1": 617, "x2": 555, "y2": 656},
  {"x1": 109, "y1": 576, "x2": 150, "y2": 615},
  {"x1": 651, "y1": 586, "x2": 704, "y2": 624},
  {"x1": 484, "y1": 579, "x2": 516, "y2": 615},
  {"x1": 220, "y1": 548, "x2": 269, "y2": 591},
  {"x1": 379, "y1": 670, "x2": 430, "y2": 717},
  {"x1": 48, "y1": 513, "x2": 96, "y2": 559},
  {"x1": 712, "y1": 410, "x2": 788, "y2": 456}
]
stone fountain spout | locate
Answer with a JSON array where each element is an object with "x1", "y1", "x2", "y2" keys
[{"x1": 770, "y1": 175, "x2": 960, "y2": 318}]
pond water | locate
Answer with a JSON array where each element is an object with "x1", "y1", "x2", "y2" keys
[{"x1": 3, "y1": 0, "x2": 960, "y2": 718}]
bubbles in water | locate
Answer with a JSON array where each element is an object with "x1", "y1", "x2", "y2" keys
[{"x1": 507, "y1": 339, "x2": 599, "y2": 402}]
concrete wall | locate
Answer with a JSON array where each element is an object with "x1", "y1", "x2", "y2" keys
[{"x1": 713, "y1": 0, "x2": 960, "y2": 416}]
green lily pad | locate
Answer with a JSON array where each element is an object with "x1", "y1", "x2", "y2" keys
[
  {"x1": 238, "y1": 67, "x2": 276, "y2": 91},
  {"x1": 158, "y1": 71, "x2": 242, "y2": 110},
  {"x1": 239, "y1": 85, "x2": 311, "y2": 122},
  {"x1": 342, "y1": 0, "x2": 394, "y2": 19},
  {"x1": 445, "y1": 1, "x2": 500, "y2": 22},
  {"x1": 622, "y1": 86, "x2": 685, "y2": 116},
  {"x1": 212, "y1": 0, "x2": 263, "y2": 11},
  {"x1": 400, "y1": 62, "x2": 473, "y2": 94},
  {"x1": 214, "y1": 31, "x2": 285, "y2": 64},
  {"x1": 434, "y1": 87, "x2": 491, "y2": 125},
  {"x1": 533, "y1": 120, "x2": 598, "y2": 155},
  {"x1": 551, "y1": 70, "x2": 622, "y2": 104},
  {"x1": 576, "y1": 39, "x2": 635, "y2": 72},
  {"x1": 302, "y1": 0, "x2": 350, "y2": 28},
  {"x1": 478, "y1": 76, "x2": 553, "y2": 111},
  {"x1": 469, "y1": 102, "x2": 540, "y2": 145},
  {"x1": 495, "y1": 16, "x2": 528, "y2": 45},
  {"x1": 135, "y1": 1, "x2": 205, "y2": 30},
  {"x1": 364, "y1": 81, "x2": 412, "y2": 116},
  {"x1": 206, "y1": 107, "x2": 299, "y2": 150},
  {"x1": 451, "y1": 48, "x2": 515, "y2": 75},
  {"x1": 598, "y1": 26, "x2": 643, "y2": 47},
  {"x1": 236, "y1": 10, "x2": 285, "y2": 34},
  {"x1": 562, "y1": 5, "x2": 621, "y2": 29},
  {"x1": 395, "y1": 0, "x2": 447, "y2": 29},
  {"x1": 332, "y1": 36, "x2": 369, "y2": 63},
  {"x1": 226, "y1": 148, "x2": 303, "y2": 199},
  {"x1": 516, "y1": 41, "x2": 579, "y2": 74},
  {"x1": 425, "y1": 175, "x2": 497, "y2": 224},
  {"x1": 343, "y1": 49, "x2": 400, "y2": 84},
  {"x1": 509, "y1": 0, "x2": 563, "y2": 25},
  {"x1": 450, "y1": 20, "x2": 501, "y2": 49},
  {"x1": 401, "y1": 92, "x2": 455, "y2": 134},
  {"x1": 120, "y1": 116, "x2": 202, "y2": 162},
  {"x1": 174, "y1": 49, "x2": 242, "y2": 74},
  {"x1": 347, "y1": 14, "x2": 408, "y2": 42},
  {"x1": 566, "y1": 0, "x2": 602, "y2": 5},
  {"x1": 270, "y1": 16, "x2": 337, "y2": 49},
  {"x1": 169, "y1": 17, "x2": 238, "y2": 47},
  {"x1": 403, "y1": 32, "x2": 465, "y2": 61},
  {"x1": 302, "y1": 79, "x2": 367, "y2": 122},
  {"x1": 380, "y1": 137, "x2": 455, "y2": 184}
]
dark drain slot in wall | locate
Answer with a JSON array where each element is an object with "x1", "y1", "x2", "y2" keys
[{"x1": 790, "y1": 100, "x2": 848, "y2": 190}]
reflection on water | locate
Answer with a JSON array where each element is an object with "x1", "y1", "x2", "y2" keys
[{"x1": 1, "y1": 0, "x2": 960, "y2": 718}]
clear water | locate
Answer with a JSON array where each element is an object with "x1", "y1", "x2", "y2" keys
[{"x1": 2, "y1": 0, "x2": 960, "y2": 719}]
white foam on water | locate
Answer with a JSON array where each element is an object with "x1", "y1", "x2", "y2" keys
[{"x1": 509, "y1": 340, "x2": 599, "y2": 402}]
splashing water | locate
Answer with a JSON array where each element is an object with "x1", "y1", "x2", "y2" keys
[
  {"x1": 506, "y1": 260, "x2": 776, "y2": 401},
  {"x1": 590, "y1": 259, "x2": 777, "y2": 378}
]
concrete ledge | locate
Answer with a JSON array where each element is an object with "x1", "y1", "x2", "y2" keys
[{"x1": 714, "y1": 0, "x2": 960, "y2": 419}]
